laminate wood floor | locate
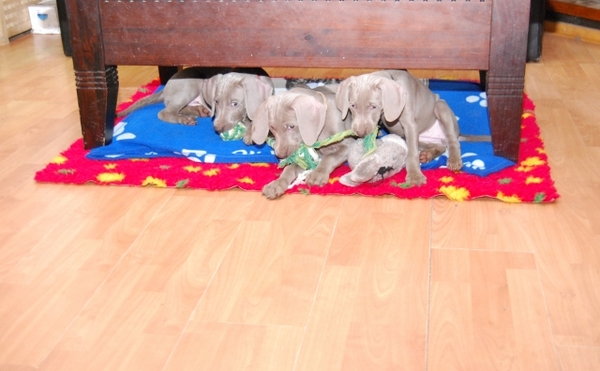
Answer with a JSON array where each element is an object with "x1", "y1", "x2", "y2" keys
[{"x1": 1, "y1": 30, "x2": 599, "y2": 371}]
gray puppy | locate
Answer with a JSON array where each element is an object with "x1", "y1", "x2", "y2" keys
[
  {"x1": 251, "y1": 85, "x2": 353, "y2": 199},
  {"x1": 201, "y1": 72, "x2": 274, "y2": 145},
  {"x1": 336, "y1": 70, "x2": 462, "y2": 186},
  {"x1": 117, "y1": 67, "x2": 269, "y2": 126}
]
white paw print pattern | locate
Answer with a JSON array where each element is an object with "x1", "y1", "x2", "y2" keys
[
  {"x1": 114, "y1": 121, "x2": 136, "y2": 141},
  {"x1": 180, "y1": 149, "x2": 216, "y2": 163},
  {"x1": 232, "y1": 149, "x2": 258, "y2": 156},
  {"x1": 100, "y1": 121, "x2": 135, "y2": 158},
  {"x1": 462, "y1": 153, "x2": 486, "y2": 171},
  {"x1": 233, "y1": 149, "x2": 276, "y2": 156},
  {"x1": 466, "y1": 92, "x2": 487, "y2": 107}
]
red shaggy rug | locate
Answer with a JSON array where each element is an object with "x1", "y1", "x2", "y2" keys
[{"x1": 35, "y1": 80, "x2": 559, "y2": 203}]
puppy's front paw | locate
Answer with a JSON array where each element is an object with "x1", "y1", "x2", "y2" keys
[
  {"x1": 262, "y1": 179, "x2": 289, "y2": 200},
  {"x1": 243, "y1": 130, "x2": 253, "y2": 145},
  {"x1": 178, "y1": 115, "x2": 198, "y2": 126},
  {"x1": 306, "y1": 169, "x2": 330, "y2": 187},
  {"x1": 447, "y1": 156, "x2": 463, "y2": 172},
  {"x1": 406, "y1": 171, "x2": 427, "y2": 186}
]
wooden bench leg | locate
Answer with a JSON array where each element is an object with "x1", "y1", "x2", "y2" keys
[
  {"x1": 486, "y1": 0, "x2": 531, "y2": 163},
  {"x1": 65, "y1": 0, "x2": 120, "y2": 149},
  {"x1": 75, "y1": 66, "x2": 177, "y2": 149},
  {"x1": 486, "y1": 74, "x2": 524, "y2": 163},
  {"x1": 479, "y1": 71, "x2": 487, "y2": 91},
  {"x1": 75, "y1": 66, "x2": 119, "y2": 149}
]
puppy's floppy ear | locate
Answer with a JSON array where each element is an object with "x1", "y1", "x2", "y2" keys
[
  {"x1": 378, "y1": 78, "x2": 405, "y2": 122},
  {"x1": 201, "y1": 74, "x2": 222, "y2": 116},
  {"x1": 336, "y1": 77, "x2": 354, "y2": 120},
  {"x1": 241, "y1": 75, "x2": 274, "y2": 121},
  {"x1": 291, "y1": 94, "x2": 327, "y2": 146},
  {"x1": 250, "y1": 99, "x2": 271, "y2": 145}
]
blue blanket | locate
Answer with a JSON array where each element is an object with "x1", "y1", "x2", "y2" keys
[{"x1": 87, "y1": 79, "x2": 515, "y2": 176}]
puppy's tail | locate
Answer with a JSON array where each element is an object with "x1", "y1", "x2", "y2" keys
[{"x1": 116, "y1": 90, "x2": 165, "y2": 117}]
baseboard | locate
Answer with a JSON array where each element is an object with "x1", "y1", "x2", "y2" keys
[
  {"x1": 545, "y1": 20, "x2": 600, "y2": 44},
  {"x1": 546, "y1": 0, "x2": 600, "y2": 24}
]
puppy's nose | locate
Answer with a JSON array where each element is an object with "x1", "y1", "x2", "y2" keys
[
  {"x1": 214, "y1": 122, "x2": 231, "y2": 134},
  {"x1": 213, "y1": 116, "x2": 228, "y2": 132},
  {"x1": 353, "y1": 123, "x2": 371, "y2": 138},
  {"x1": 275, "y1": 148, "x2": 289, "y2": 158},
  {"x1": 275, "y1": 145, "x2": 294, "y2": 159}
]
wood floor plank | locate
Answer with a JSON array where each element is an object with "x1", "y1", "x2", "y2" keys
[
  {"x1": 545, "y1": 63, "x2": 600, "y2": 103},
  {"x1": 557, "y1": 345, "x2": 600, "y2": 371},
  {"x1": 38, "y1": 198, "x2": 242, "y2": 371},
  {"x1": 164, "y1": 322, "x2": 304, "y2": 371},
  {"x1": 428, "y1": 249, "x2": 560, "y2": 371},
  {"x1": 562, "y1": 95, "x2": 600, "y2": 148},
  {"x1": 525, "y1": 63, "x2": 562, "y2": 100},
  {"x1": 295, "y1": 202, "x2": 430, "y2": 371},
  {"x1": 528, "y1": 205, "x2": 600, "y2": 347},
  {"x1": 293, "y1": 265, "x2": 363, "y2": 371},
  {"x1": 0, "y1": 187, "x2": 173, "y2": 367},
  {"x1": 327, "y1": 196, "x2": 431, "y2": 266},
  {"x1": 192, "y1": 195, "x2": 341, "y2": 326},
  {"x1": 431, "y1": 200, "x2": 544, "y2": 252}
]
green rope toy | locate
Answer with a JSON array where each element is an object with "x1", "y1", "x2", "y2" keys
[
  {"x1": 220, "y1": 122, "x2": 247, "y2": 141},
  {"x1": 267, "y1": 127, "x2": 379, "y2": 171},
  {"x1": 219, "y1": 120, "x2": 379, "y2": 171}
]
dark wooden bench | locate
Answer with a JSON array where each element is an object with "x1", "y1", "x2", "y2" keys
[{"x1": 64, "y1": 0, "x2": 531, "y2": 163}]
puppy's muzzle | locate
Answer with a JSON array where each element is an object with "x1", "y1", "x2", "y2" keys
[
  {"x1": 352, "y1": 121, "x2": 375, "y2": 138},
  {"x1": 274, "y1": 143, "x2": 297, "y2": 159},
  {"x1": 213, "y1": 118, "x2": 233, "y2": 133}
]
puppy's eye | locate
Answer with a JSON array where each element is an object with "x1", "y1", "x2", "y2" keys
[
  {"x1": 214, "y1": 100, "x2": 219, "y2": 106},
  {"x1": 369, "y1": 104, "x2": 377, "y2": 110},
  {"x1": 287, "y1": 124, "x2": 295, "y2": 130},
  {"x1": 350, "y1": 103, "x2": 356, "y2": 109},
  {"x1": 230, "y1": 101, "x2": 238, "y2": 108}
]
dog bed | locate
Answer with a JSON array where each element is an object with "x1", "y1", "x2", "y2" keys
[{"x1": 86, "y1": 79, "x2": 514, "y2": 177}]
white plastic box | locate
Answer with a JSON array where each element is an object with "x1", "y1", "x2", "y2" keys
[{"x1": 27, "y1": 0, "x2": 59, "y2": 34}]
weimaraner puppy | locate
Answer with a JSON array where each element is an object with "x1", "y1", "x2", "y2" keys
[
  {"x1": 202, "y1": 72, "x2": 274, "y2": 145},
  {"x1": 251, "y1": 85, "x2": 353, "y2": 199},
  {"x1": 117, "y1": 67, "x2": 269, "y2": 126},
  {"x1": 336, "y1": 70, "x2": 462, "y2": 186}
]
